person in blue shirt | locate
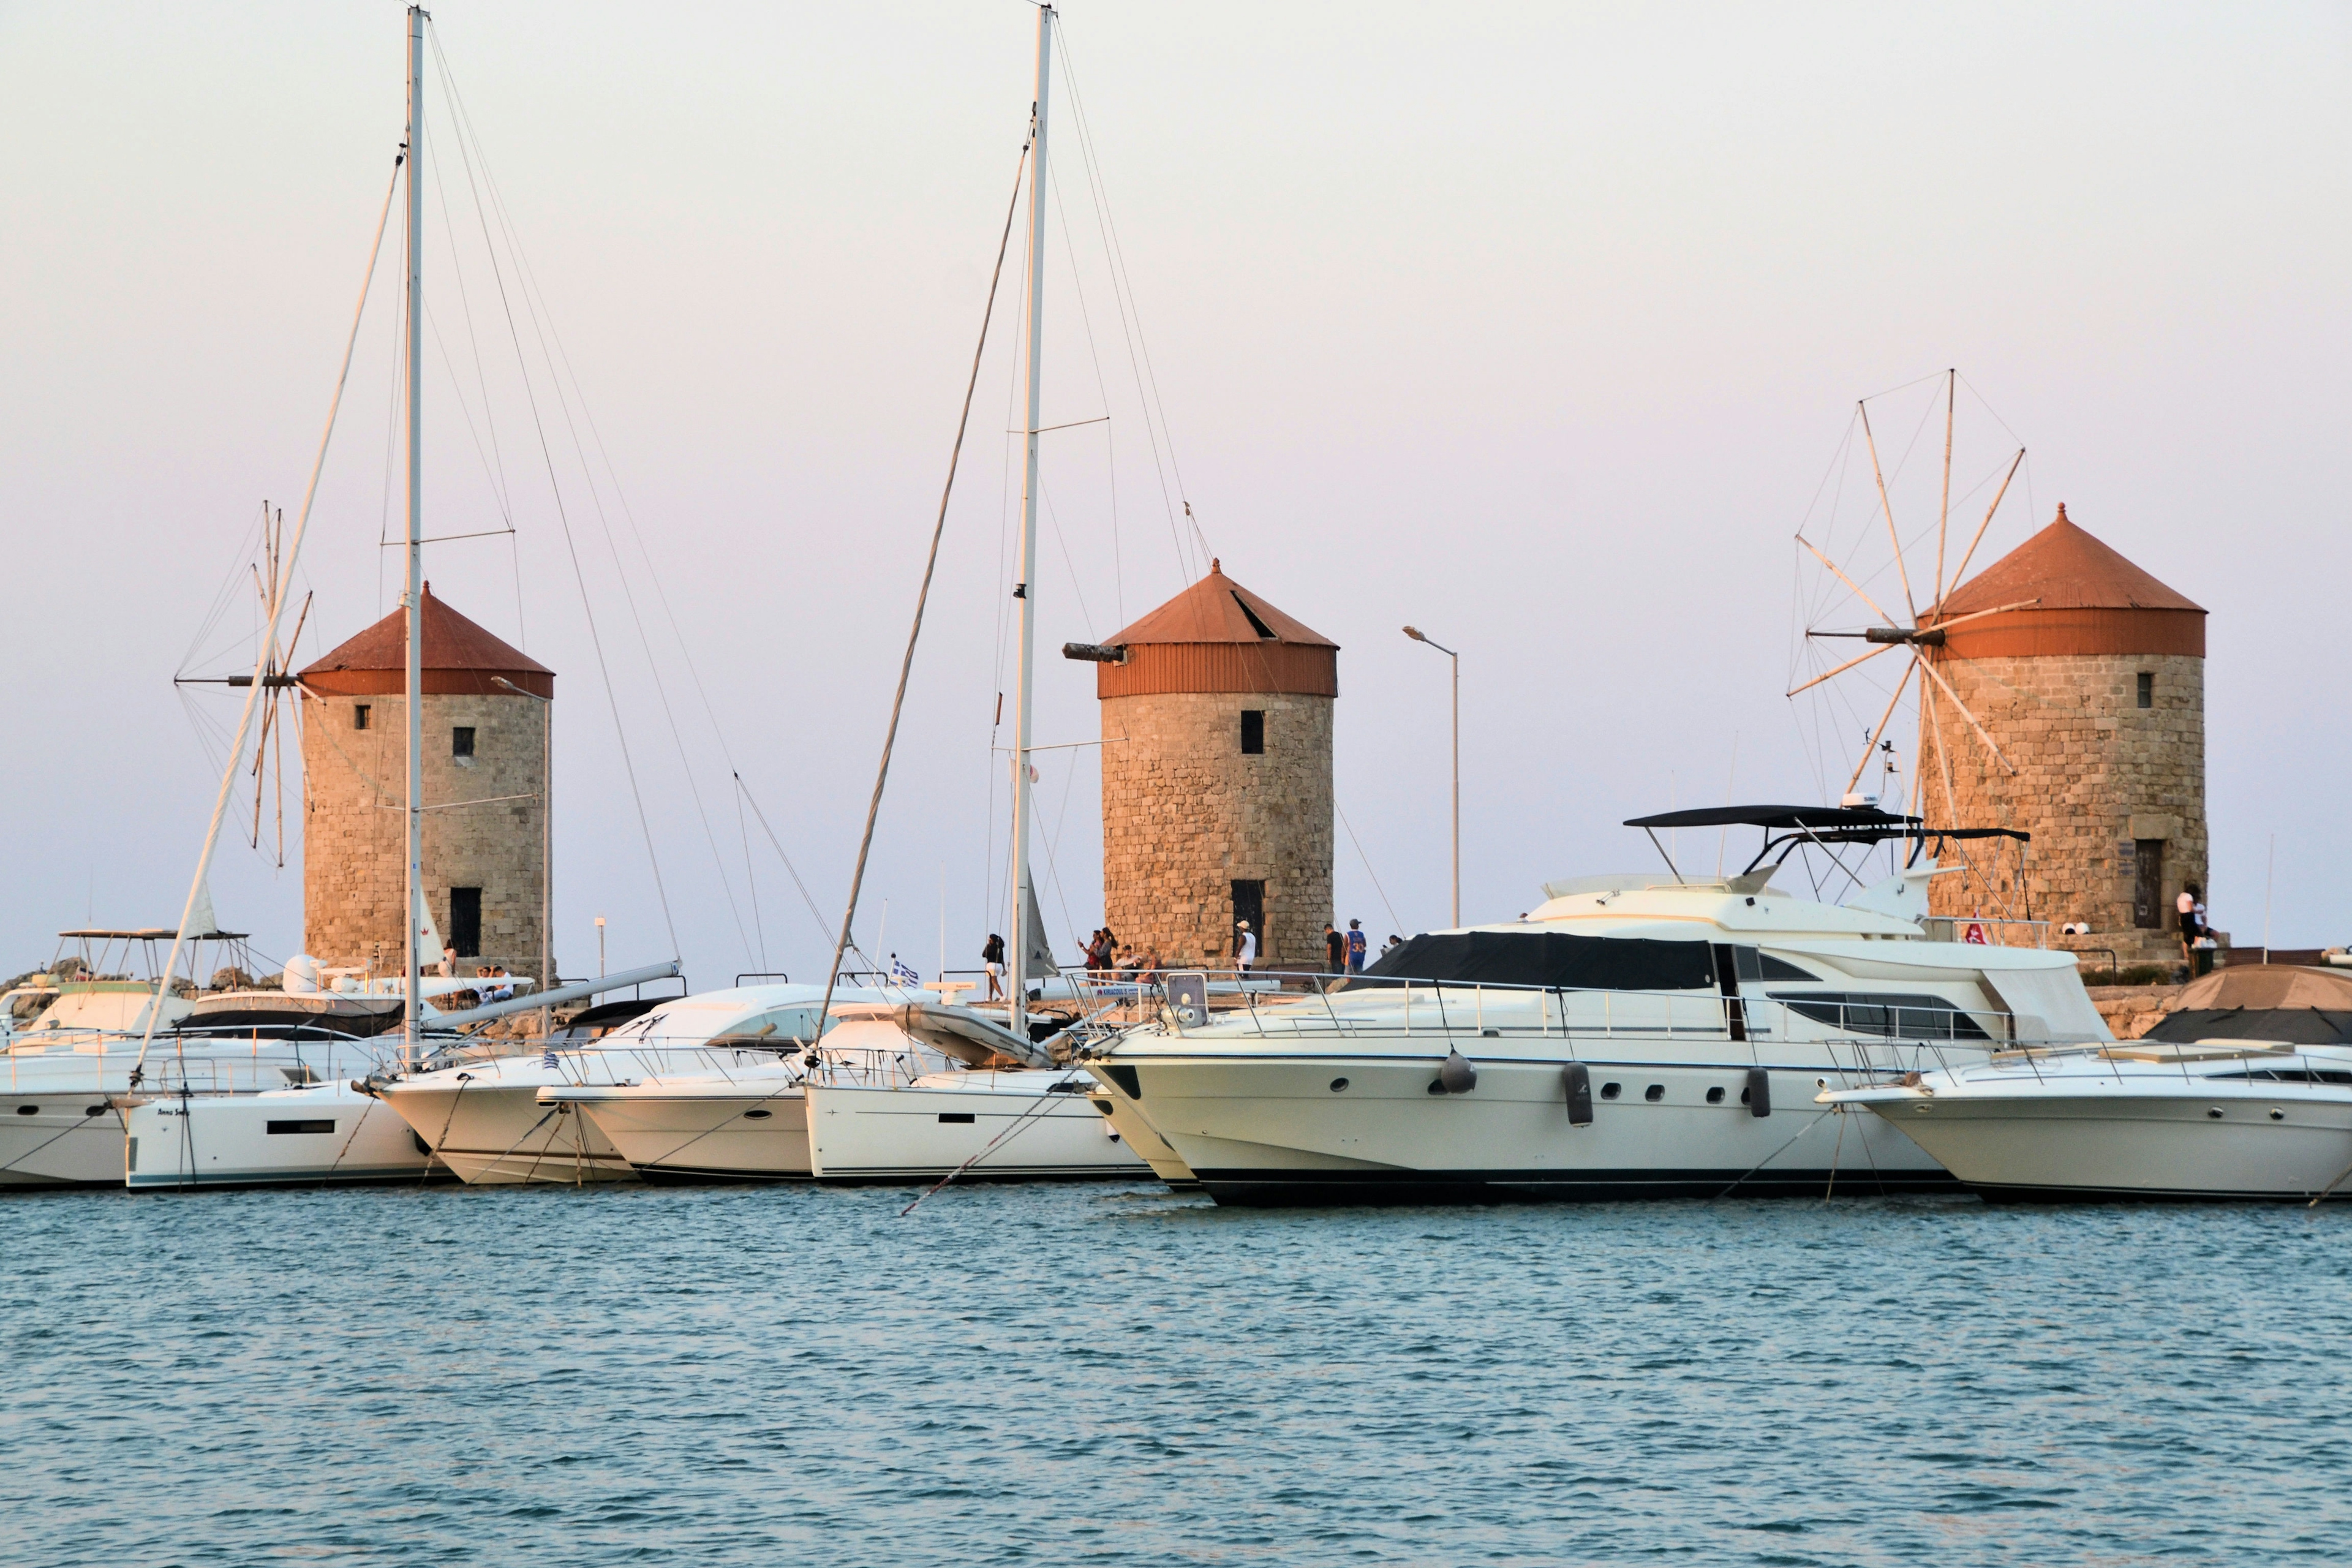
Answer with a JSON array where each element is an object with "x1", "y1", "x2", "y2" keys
[{"x1": 1345, "y1": 919, "x2": 1367, "y2": 974}]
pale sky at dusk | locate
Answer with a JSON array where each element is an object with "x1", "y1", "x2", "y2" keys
[{"x1": 4, "y1": 1, "x2": 2346, "y2": 983}]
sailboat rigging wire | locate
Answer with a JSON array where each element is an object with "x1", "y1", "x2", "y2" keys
[
  {"x1": 421, "y1": 98, "x2": 517, "y2": 524},
  {"x1": 135, "y1": 151, "x2": 405, "y2": 1076},
  {"x1": 1335, "y1": 800, "x2": 1405, "y2": 937},
  {"x1": 1045, "y1": 156, "x2": 1123, "y2": 621},
  {"x1": 433, "y1": 22, "x2": 757, "y2": 968},
  {"x1": 816, "y1": 139, "x2": 1033, "y2": 1030},
  {"x1": 734, "y1": 773, "x2": 842, "y2": 948},
  {"x1": 1052, "y1": 21, "x2": 1200, "y2": 581},
  {"x1": 424, "y1": 18, "x2": 681, "y2": 962}
]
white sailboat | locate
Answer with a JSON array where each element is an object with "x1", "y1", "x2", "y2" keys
[
  {"x1": 793, "y1": 5, "x2": 1144, "y2": 1186},
  {"x1": 1086, "y1": 805, "x2": 2108, "y2": 1204},
  {"x1": 562, "y1": 6, "x2": 1142, "y2": 1188}
]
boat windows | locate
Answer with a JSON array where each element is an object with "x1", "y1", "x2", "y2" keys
[
  {"x1": 742, "y1": 1109, "x2": 773, "y2": 1121},
  {"x1": 1705, "y1": 1086, "x2": 1725, "y2": 1104},
  {"x1": 1329, "y1": 1077, "x2": 1350, "y2": 1092},
  {"x1": 2203, "y1": 1068, "x2": 2352, "y2": 1086},
  {"x1": 1599, "y1": 1082, "x2": 1621, "y2": 1099},
  {"x1": 1733, "y1": 946, "x2": 1819, "y2": 982},
  {"x1": 14, "y1": 1105, "x2": 36, "y2": 1115},
  {"x1": 938, "y1": 1112, "x2": 977, "y2": 1124},
  {"x1": 1768, "y1": 992, "x2": 1992, "y2": 1041},
  {"x1": 266, "y1": 1119, "x2": 336, "y2": 1135},
  {"x1": 1355, "y1": 931, "x2": 1716, "y2": 992},
  {"x1": 1643, "y1": 1084, "x2": 1664, "y2": 1102}
]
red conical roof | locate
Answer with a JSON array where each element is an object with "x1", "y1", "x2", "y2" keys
[
  {"x1": 1095, "y1": 560, "x2": 1338, "y2": 699},
  {"x1": 299, "y1": 584, "x2": 554, "y2": 698},
  {"x1": 1929, "y1": 506, "x2": 2203, "y2": 660},
  {"x1": 1938, "y1": 505, "x2": 2203, "y2": 617},
  {"x1": 1106, "y1": 559, "x2": 1337, "y2": 648}
]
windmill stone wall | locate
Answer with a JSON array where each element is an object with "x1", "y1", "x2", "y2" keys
[
  {"x1": 1087, "y1": 563, "x2": 1336, "y2": 970},
  {"x1": 296, "y1": 587, "x2": 553, "y2": 979},
  {"x1": 1918, "y1": 507, "x2": 2206, "y2": 965}
]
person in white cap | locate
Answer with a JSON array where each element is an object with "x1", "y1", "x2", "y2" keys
[{"x1": 1235, "y1": 920, "x2": 1257, "y2": 975}]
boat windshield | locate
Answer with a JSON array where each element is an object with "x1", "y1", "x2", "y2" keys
[{"x1": 1350, "y1": 932, "x2": 1716, "y2": 992}]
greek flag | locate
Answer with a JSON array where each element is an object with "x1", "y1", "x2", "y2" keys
[
  {"x1": 541, "y1": 1048, "x2": 559, "y2": 1069},
  {"x1": 891, "y1": 956, "x2": 921, "y2": 987}
]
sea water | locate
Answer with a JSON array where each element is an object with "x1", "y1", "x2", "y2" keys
[{"x1": 5, "y1": 1181, "x2": 2348, "y2": 1566}]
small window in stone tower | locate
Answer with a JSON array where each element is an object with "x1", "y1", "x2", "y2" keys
[
  {"x1": 2136, "y1": 672, "x2": 2154, "y2": 709},
  {"x1": 448, "y1": 887, "x2": 482, "y2": 959},
  {"x1": 451, "y1": 726, "x2": 477, "y2": 759},
  {"x1": 1240, "y1": 710, "x2": 1265, "y2": 755},
  {"x1": 353, "y1": 704, "x2": 370, "y2": 731}
]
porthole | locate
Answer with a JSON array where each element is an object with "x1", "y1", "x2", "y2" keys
[
  {"x1": 84, "y1": 1106, "x2": 106, "y2": 1117},
  {"x1": 2269, "y1": 1109, "x2": 2285, "y2": 1121},
  {"x1": 1705, "y1": 1086, "x2": 1725, "y2": 1105},
  {"x1": 1329, "y1": 1077, "x2": 1350, "y2": 1093},
  {"x1": 2206, "y1": 1107, "x2": 2223, "y2": 1120},
  {"x1": 938, "y1": 1112, "x2": 978, "y2": 1124},
  {"x1": 1600, "y1": 1082, "x2": 1622, "y2": 1100},
  {"x1": 1426, "y1": 1081, "x2": 1447, "y2": 1096},
  {"x1": 1644, "y1": 1084, "x2": 1664, "y2": 1102},
  {"x1": 14, "y1": 1105, "x2": 36, "y2": 1116},
  {"x1": 743, "y1": 1109, "x2": 773, "y2": 1121}
]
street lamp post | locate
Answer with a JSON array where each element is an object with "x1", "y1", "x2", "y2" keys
[
  {"x1": 1402, "y1": 625, "x2": 1460, "y2": 927},
  {"x1": 595, "y1": 915, "x2": 606, "y2": 979}
]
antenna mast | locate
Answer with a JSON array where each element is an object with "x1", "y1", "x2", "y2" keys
[
  {"x1": 1009, "y1": 4, "x2": 1054, "y2": 1042},
  {"x1": 402, "y1": 5, "x2": 428, "y2": 1069}
]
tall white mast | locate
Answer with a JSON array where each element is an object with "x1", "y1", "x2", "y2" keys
[
  {"x1": 402, "y1": 5, "x2": 427, "y2": 1068},
  {"x1": 1009, "y1": 3, "x2": 1053, "y2": 1042}
]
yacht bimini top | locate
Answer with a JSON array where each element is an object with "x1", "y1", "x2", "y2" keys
[{"x1": 1624, "y1": 804, "x2": 2028, "y2": 877}]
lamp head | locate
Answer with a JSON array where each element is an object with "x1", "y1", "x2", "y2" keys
[{"x1": 1403, "y1": 625, "x2": 1425, "y2": 643}]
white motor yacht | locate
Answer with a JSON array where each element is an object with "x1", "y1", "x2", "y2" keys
[
  {"x1": 1085, "y1": 805, "x2": 2109, "y2": 1205},
  {"x1": 1823, "y1": 963, "x2": 2352, "y2": 1202},
  {"x1": 548, "y1": 997, "x2": 1147, "y2": 1183},
  {"x1": 379, "y1": 983, "x2": 880, "y2": 1184}
]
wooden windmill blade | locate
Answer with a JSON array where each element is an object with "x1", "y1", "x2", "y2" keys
[
  {"x1": 1856, "y1": 401, "x2": 1919, "y2": 624},
  {"x1": 1933, "y1": 448, "x2": 2024, "y2": 617}
]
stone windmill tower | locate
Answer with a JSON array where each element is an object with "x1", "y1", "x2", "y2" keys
[
  {"x1": 296, "y1": 585, "x2": 554, "y2": 978},
  {"x1": 1075, "y1": 560, "x2": 1337, "y2": 968},
  {"x1": 1921, "y1": 507, "x2": 2207, "y2": 962}
]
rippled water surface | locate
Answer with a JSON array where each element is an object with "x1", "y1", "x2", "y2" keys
[{"x1": 6, "y1": 1180, "x2": 2349, "y2": 1566}]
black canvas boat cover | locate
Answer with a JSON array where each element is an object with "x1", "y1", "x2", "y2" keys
[
  {"x1": 2142, "y1": 1008, "x2": 2352, "y2": 1047},
  {"x1": 1352, "y1": 930, "x2": 1716, "y2": 992}
]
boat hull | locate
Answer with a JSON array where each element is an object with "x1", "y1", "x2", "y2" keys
[
  {"x1": 1081, "y1": 1077, "x2": 1197, "y2": 1190},
  {"x1": 1101, "y1": 1050, "x2": 1953, "y2": 1206},
  {"x1": 558, "y1": 1085, "x2": 813, "y2": 1180},
  {"x1": 124, "y1": 1084, "x2": 440, "y2": 1189},
  {"x1": 1859, "y1": 1091, "x2": 2352, "y2": 1202},
  {"x1": 0, "y1": 1096, "x2": 129, "y2": 1188},
  {"x1": 805, "y1": 1076, "x2": 1150, "y2": 1183},
  {"x1": 380, "y1": 1081, "x2": 635, "y2": 1185}
]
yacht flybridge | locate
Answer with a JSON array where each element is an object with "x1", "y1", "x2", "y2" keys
[{"x1": 1085, "y1": 805, "x2": 2105, "y2": 1205}]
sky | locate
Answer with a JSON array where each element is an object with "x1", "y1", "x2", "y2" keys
[{"x1": 3, "y1": 1, "x2": 2346, "y2": 987}]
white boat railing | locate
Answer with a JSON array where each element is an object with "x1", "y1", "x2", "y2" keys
[
  {"x1": 3, "y1": 1029, "x2": 401, "y2": 1095},
  {"x1": 1063, "y1": 968, "x2": 2029, "y2": 1054}
]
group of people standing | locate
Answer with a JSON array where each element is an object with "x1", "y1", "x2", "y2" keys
[
  {"x1": 1322, "y1": 919, "x2": 1371, "y2": 974},
  {"x1": 977, "y1": 916, "x2": 1403, "y2": 997}
]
